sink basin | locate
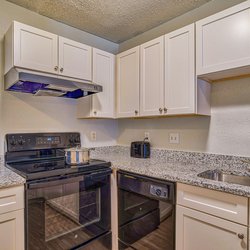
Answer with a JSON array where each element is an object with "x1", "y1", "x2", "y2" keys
[{"x1": 198, "y1": 169, "x2": 250, "y2": 187}]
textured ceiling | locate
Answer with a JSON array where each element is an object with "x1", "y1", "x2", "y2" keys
[{"x1": 7, "y1": 0, "x2": 212, "y2": 43}]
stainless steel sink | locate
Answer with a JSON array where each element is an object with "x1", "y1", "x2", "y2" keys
[{"x1": 198, "y1": 169, "x2": 250, "y2": 187}]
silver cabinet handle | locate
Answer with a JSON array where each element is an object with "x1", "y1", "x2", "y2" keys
[
  {"x1": 135, "y1": 110, "x2": 138, "y2": 115},
  {"x1": 60, "y1": 68, "x2": 64, "y2": 73},
  {"x1": 159, "y1": 108, "x2": 163, "y2": 113},
  {"x1": 164, "y1": 107, "x2": 168, "y2": 113},
  {"x1": 238, "y1": 233, "x2": 244, "y2": 240},
  {"x1": 54, "y1": 66, "x2": 58, "y2": 71}
]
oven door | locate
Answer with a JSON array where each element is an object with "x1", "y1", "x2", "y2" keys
[{"x1": 26, "y1": 170, "x2": 111, "y2": 250}]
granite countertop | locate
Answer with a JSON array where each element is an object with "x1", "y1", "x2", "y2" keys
[
  {"x1": 1, "y1": 145, "x2": 250, "y2": 197},
  {"x1": 0, "y1": 162, "x2": 25, "y2": 189},
  {"x1": 92, "y1": 146, "x2": 250, "y2": 198}
]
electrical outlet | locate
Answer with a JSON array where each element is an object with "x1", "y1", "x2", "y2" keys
[
  {"x1": 90, "y1": 131, "x2": 97, "y2": 141},
  {"x1": 144, "y1": 131, "x2": 150, "y2": 141},
  {"x1": 169, "y1": 133, "x2": 179, "y2": 144}
]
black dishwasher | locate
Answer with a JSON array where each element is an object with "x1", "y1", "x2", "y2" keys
[{"x1": 118, "y1": 171, "x2": 175, "y2": 250}]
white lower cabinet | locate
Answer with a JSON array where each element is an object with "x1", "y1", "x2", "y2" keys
[
  {"x1": 0, "y1": 185, "x2": 24, "y2": 250},
  {"x1": 0, "y1": 209, "x2": 24, "y2": 250},
  {"x1": 176, "y1": 183, "x2": 248, "y2": 250},
  {"x1": 176, "y1": 205, "x2": 247, "y2": 250}
]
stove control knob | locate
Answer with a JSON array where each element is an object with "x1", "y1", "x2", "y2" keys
[
  {"x1": 74, "y1": 137, "x2": 80, "y2": 143},
  {"x1": 10, "y1": 140, "x2": 17, "y2": 146},
  {"x1": 18, "y1": 139, "x2": 25, "y2": 146}
]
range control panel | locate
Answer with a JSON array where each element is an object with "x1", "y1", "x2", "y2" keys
[
  {"x1": 6, "y1": 132, "x2": 81, "y2": 152},
  {"x1": 150, "y1": 185, "x2": 169, "y2": 199}
]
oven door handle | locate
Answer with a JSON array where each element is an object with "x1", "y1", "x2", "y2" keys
[{"x1": 28, "y1": 175, "x2": 84, "y2": 189}]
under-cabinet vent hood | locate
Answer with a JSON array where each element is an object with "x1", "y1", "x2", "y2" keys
[{"x1": 4, "y1": 68, "x2": 102, "y2": 99}]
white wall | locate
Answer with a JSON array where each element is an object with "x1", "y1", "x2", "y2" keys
[
  {"x1": 117, "y1": 77, "x2": 250, "y2": 157},
  {"x1": 0, "y1": 0, "x2": 119, "y2": 155}
]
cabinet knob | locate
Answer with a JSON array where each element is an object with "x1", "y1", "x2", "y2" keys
[
  {"x1": 164, "y1": 107, "x2": 168, "y2": 113},
  {"x1": 54, "y1": 66, "x2": 58, "y2": 71},
  {"x1": 60, "y1": 68, "x2": 64, "y2": 73},
  {"x1": 135, "y1": 110, "x2": 138, "y2": 115},
  {"x1": 159, "y1": 108, "x2": 163, "y2": 113},
  {"x1": 238, "y1": 233, "x2": 244, "y2": 240},
  {"x1": 93, "y1": 111, "x2": 97, "y2": 115}
]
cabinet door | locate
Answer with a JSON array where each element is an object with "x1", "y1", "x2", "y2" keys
[
  {"x1": 0, "y1": 210, "x2": 24, "y2": 250},
  {"x1": 92, "y1": 48, "x2": 115, "y2": 118},
  {"x1": 59, "y1": 37, "x2": 92, "y2": 81},
  {"x1": 13, "y1": 21, "x2": 58, "y2": 74},
  {"x1": 196, "y1": 1, "x2": 250, "y2": 79},
  {"x1": 165, "y1": 24, "x2": 195, "y2": 115},
  {"x1": 140, "y1": 36, "x2": 164, "y2": 116},
  {"x1": 176, "y1": 205, "x2": 248, "y2": 250},
  {"x1": 116, "y1": 47, "x2": 140, "y2": 118}
]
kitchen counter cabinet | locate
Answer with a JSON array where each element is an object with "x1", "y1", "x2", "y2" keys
[
  {"x1": 176, "y1": 183, "x2": 248, "y2": 250},
  {"x1": 116, "y1": 47, "x2": 140, "y2": 118},
  {"x1": 140, "y1": 36, "x2": 165, "y2": 116},
  {"x1": 116, "y1": 25, "x2": 210, "y2": 119},
  {"x1": 58, "y1": 36, "x2": 92, "y2": 81},
  {"x1": 5, "y1": 21, "x2": 58, "y2": 75},
  {"x1": 196, "y1": 0, "x2": 250, "y2": 81},
  {"x1": 77, "y1": 48, "x2": 115, "y2": 118},
  {"x1": 0, "y1": 185, "x2": 24, "y2": 250},
  {"x1": 5, "y1": 21, "x2": 92, "y2": 82}
]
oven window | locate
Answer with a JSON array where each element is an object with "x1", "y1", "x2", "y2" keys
[
  {"x1": 45, "y1": 188, "x2": 100, "y2": 242},
  {"x1": 27, "y1": 177, "x2": 110, "y2": 250}
]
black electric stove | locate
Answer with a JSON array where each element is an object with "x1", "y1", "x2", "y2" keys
[
  {"x1": 5, "y1": 132, "x2": 111, "y2": 181},
  {"x1": 6, "y1": 158, "x2": 111, "y2": 180},
  {"x1": 4, "y1": 132, "x2": 112, "y2": 250}
]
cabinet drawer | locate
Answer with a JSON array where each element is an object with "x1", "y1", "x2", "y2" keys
[
  {"x1": 177, "y1": 183, "x2": 248, "y2": 225},
  {"x1": 0, "y1": 185, "x2": 24, "y2": 214}
]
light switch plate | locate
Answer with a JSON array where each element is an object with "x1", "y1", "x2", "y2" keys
[
  {"x1": 169, "y1": 133, "x2": 179, "y2": 144},
  {"x1": 90, "y1": 131, "x2": 97, "y2": 141}
]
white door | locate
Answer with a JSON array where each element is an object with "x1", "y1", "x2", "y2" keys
[
  {"x1": 140, "y1": 36, "x2": 164, "y2": 116},
  {"x1": 116, "y1": 47, "x2": 140, "y2": 118},
  {"x1": 165, "y1": 24, "x2": 195, "y2": 115},
  {"x1": 13, "y1": 21, "x2": 58, "y2": 74},
  {"x1": 92, "y1": 48, "x2": 115, "y2": 118},
  {"x1": 59, "y1": 37, "x2": 92, "y2": 81},
  {"x1": 196, "y1": 1, "x2": 250, "y2": 78},
  {"x1": 0, "y1": 210, "x2": 24, "y2": 250},
  {"x1": 176, "y1": 205, "x2": 248, "y2": 250}
]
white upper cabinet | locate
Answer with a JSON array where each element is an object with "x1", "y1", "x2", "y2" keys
[
  {"x1": 92, "y1": 48, "x2": 115, "y2": 118},
  {"x1": 116, "y1": 47, "x2": 140, "y2": 118},
  {"x1": 5, "y1": 21, "x2": 58, "y2": 74},
  {"x1": 140, "y1": 36, "x2": 164, "y2": 116},
  {"x1": 196, "y1": 1, "x2": 250, "y2": 80},
  {"x1": 5, "y1": 21, "x2": 92, "y2": 82},
  {"x1": 165, "y1": 24, "x2": 195, "y2": 115},
  {"x1": 77, "y1": 48, "x2": 115, "y2": 118},
  {"x1": 58, "y1": 37, "x2": 92, "y2": 81}
]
